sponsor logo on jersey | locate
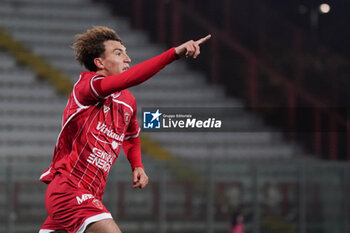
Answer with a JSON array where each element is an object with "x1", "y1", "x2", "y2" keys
[
  {"x1": 76, "y1": 194, "x2": 94, "y2": 205},
  {"x1": 143, "y1": 109, "x2": 162, "y2": 129},
  {"x1": 96, "y1": 121, "x2": 124, "y2": 142},
  {"x1": 87, "y1": 147, "x2": 115, "y2": 172}
]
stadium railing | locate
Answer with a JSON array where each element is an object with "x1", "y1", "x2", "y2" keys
[
  {"x1": 103, "y1": 0, "x2": 350, "y2": 161},
  {"x1": 1, "y1": 159, "x2": 350, "y2": 233}
]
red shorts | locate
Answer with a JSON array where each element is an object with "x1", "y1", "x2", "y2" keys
[{"x1": 39, "y1": 173, "x2": 112, "y2": 233}]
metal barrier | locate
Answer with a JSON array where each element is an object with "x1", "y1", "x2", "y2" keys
[{"x1": 1, "y1": 158, "x2": 349, "y2": 233}]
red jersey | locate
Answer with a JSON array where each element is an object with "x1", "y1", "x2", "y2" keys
[{"x1": 40, "y1": 48, "x2": 178, "y2": 200}]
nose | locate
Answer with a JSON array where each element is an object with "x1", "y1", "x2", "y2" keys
[{"x1": 124, "y1": 53, "x2": 131, "y2": 63}]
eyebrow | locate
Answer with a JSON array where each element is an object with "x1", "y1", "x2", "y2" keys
[{"x1": 113, "y1": 48, "x2": 126, "y2": 53}]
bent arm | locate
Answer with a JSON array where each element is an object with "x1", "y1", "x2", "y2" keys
[
  {"x1": 122, "y1": 136, "x2": 143, "y2": 170},
  {"x1": 123, "y1": 137, "x2": 149, "y2": 189}
]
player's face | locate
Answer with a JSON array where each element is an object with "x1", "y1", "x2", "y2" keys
[{"x1": 99, "y1": 40, "x2": 131, "y2": 76}]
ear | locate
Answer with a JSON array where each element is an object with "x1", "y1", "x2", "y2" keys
[{"x1": 94, "y1": 57, "x2": 104, "y2": 70}]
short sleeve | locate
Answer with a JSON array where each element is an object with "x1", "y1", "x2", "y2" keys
[{"x1": 74, "y1": 72, "x2": 104, "y2": 106}]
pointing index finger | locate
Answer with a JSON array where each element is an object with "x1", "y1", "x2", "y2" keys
[{"x1": 195, "y1": 34, "x2": 212, "y2": 45}]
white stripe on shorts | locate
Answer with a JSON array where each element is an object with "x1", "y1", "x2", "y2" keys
[
  {"x1": 76, "y1": 212, "x2": 113, "y2": 233},
  {"x1": 38, "y1": 230, "x2": 54, "y2": 233}
]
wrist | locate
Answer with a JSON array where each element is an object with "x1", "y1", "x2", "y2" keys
[
  {"x1": 172, "y1": 47, "x2": 181, "y2": 59},
  {"x1": 132, "y1": 166, "x2": 144, "y2": 171}
]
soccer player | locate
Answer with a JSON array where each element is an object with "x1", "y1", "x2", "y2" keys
[{"x1": 38, "y1": 26, "x2": 210, "y2": 233}]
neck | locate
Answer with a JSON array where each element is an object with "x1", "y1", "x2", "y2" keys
[{"x1": 96, "y1": 70, "x2": 107, "y2": 76}]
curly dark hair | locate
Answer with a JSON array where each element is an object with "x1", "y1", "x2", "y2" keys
[{"x1": 72, "y1": 26, "x2": 122, "y2": 71}]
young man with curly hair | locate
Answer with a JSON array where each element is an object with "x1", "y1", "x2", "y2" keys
[{"x1": 38, "y1": 26, "x2": 210, "y2": 233}]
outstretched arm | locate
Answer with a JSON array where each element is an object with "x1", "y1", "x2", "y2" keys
[{"x1": 92, "y1": 35, "x2": 212, "y2": 98}]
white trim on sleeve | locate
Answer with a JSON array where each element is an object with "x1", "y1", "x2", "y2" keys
[
  {"x1": 39, "y1": 167, "x2": 51, "y2": 180},
  {"x1": 73, "y1": 89, "x2": 90, "y2": 109},
  {"x1": 72, "y1": 74, "x2": 90, "y2": 109},
  {"x1": 90, "y1": 75, "x2": 105, "y2": 99}
]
